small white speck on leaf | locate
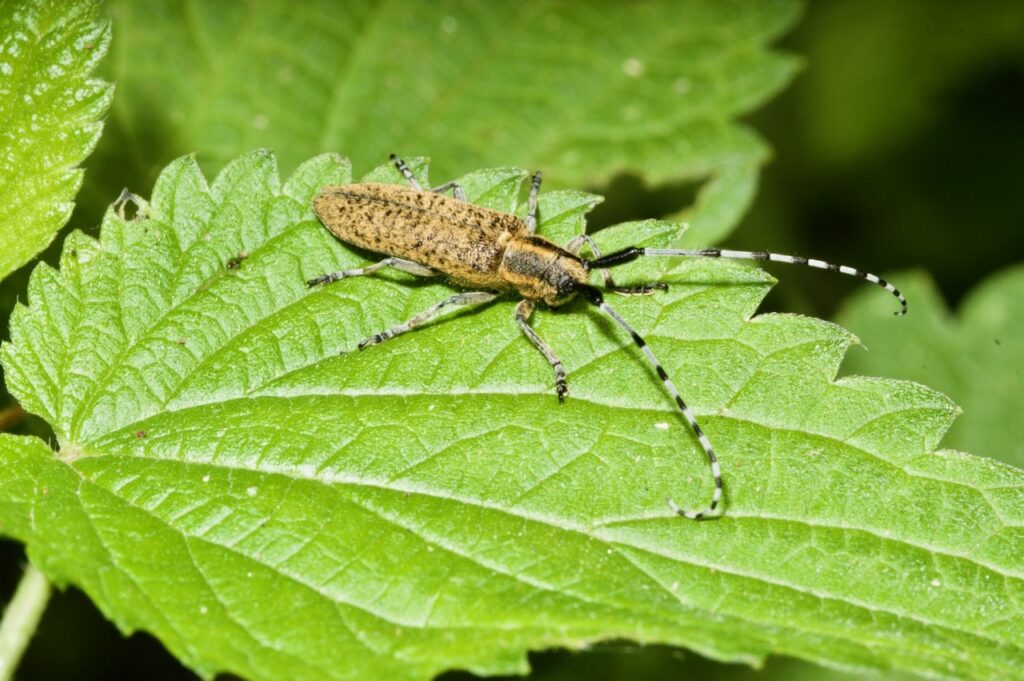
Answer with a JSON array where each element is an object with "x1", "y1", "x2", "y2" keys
[
  {"x1": 931, "y1": 578, "x2": 941, "y2": 588},
  {"x1": 440, "y1": 16, "x2": 458, "y2": 34},
  {"x1": 252, "y1": 113, "x2": 269, "y2": 129},
  {"x1": 622, "y1": 58, "x2": 644, "y2": 77},
  {"x1": 246, "y1": 486, "x2": 258, "y2": 497},
  {"x1": 654, "y1": 422, "x2": 670, "y2": 430},
  {"x1": 202, "y1": 474, "x2": 211, "y2": 483}
]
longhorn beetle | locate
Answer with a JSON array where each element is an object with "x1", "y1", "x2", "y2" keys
[{"x1": 308, "y1": 155, "x2": 906, "y2": 520}]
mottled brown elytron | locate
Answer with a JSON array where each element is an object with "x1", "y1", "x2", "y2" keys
[
  {"x1": 314, "y1": 183, "x2": 589, "y2": 306},
  {"x1": 309, "y1": 155, "x2": 906, "y2": 520}
]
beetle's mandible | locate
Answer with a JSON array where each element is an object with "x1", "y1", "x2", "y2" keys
[{"x1": 308, "y1": 155, "x2": 907, "y2": 520}]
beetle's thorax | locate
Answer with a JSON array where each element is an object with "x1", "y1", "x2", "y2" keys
[{"x1": 497, "y1": 234, "x2": 588, "y2": 305}]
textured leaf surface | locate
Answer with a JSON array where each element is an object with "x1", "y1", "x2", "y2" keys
[
  {"x1": 82, "y1": 0, "x2": 801, "y2": 246},
  {"x1": 0, "y1": 0, "x2": 112, "y2": 279},
  {"x1": 2, "y1": 153, "x2": 1023, "y2": 681},
  {"x1": 838, "y1": 267, "x2": 1024, "y2": 469}
]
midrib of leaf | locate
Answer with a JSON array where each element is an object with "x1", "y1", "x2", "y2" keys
[
  {"x1": 66, "y1": 435, "x2": 1023, "y2": 679},
  {"x1": 85, "y1": 424, "x2": 1023, "y2": 587},
  {"x1": 84, "y1": 383, "x2": 1003, "y2": 605}
]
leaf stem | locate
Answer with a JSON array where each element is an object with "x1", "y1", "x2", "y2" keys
[{"x1": 0, "y1": 563, "x2": 51, "y2": 681}]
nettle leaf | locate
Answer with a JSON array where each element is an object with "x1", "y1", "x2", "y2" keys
[
  {"x1": 838, "y1": 267, "x2": 1024, "y2": 469},
  {"x1": 82, "y1": 0, "x2": 802, "y2": 245},
  {"x1": 3, "y1": 153, "x2": 1024, "y2": 681},
  {"x1": 0, "y1": 0, "x2": 112, "y2": 280}
]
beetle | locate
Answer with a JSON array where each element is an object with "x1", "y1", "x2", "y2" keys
[{"x1": 308, "y1": 155, "x2": 906, "y2": 519}]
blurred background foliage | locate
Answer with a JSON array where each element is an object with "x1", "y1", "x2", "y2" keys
[{"x1": 1, "y1": 1, "x2": 1021, "y2": 679}]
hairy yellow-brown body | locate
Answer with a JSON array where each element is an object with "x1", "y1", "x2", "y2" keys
[{"x1": 314, "y1": 183, "x2": 589, "y2": 305}]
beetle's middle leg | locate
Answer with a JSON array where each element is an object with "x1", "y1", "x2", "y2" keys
[
  {"x1": 566, "y1": 234, "x2": 666, "y2": 296},
  {"x1": 358, "y1": 291, "x2": 498, "y2": 349},
  {"x1": 514, "y1": 300, "x2": 569, "y2": 402},
  {"x1": 307, "y1": 257, "x2": 437, "y2": 287}
]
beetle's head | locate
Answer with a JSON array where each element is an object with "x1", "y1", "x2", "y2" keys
[{"x1": 499, "y1": 236, "x2": 589, "y2": 306}]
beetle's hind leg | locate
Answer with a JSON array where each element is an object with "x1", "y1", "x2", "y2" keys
[
  {"x1": 307, "y1": 257, "x2": 437, "y2": 287},
  {"x1": 358, "y1": 291, "x2": 498, "y2": 349},
  {"x1": 566, "y1": 234, "x2": 667, "y2": 296},
  {"x1": 514, "y1": 300, "x2": 569, "y2": 401}
]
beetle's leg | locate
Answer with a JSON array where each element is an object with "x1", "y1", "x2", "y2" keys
[
  {"x1": 525, "y1": 171, "x2": 542, "y2": 234},
  {"x1": 307, "y1": 257, "x2": 437, "y2": 287},
  {"x1": 391, "y1": 154, "x2": 467, "y2": 200},
  {"x1": 566, "y1": 234, "x2": 614, "y2": 287},
  {"x1": 358, "y1": 291, "x2": 498, "y2": 349},
  {"x1": 390, "y1": 154, "x2": 423, "y2": 190},
  {"x1": 567, "y1": 234, "x2": 667, "y2": 296},
  {"x1": 589, "y1": 247, "x2": 907, "y2": 315},
  {"x1": 429, "y1": 180, "x2": 467, "y2": 202},
  {"x1": 514, "y1": 300, "x2": 568, "y2": 402}
]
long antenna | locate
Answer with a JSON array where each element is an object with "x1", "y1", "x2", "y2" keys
[
  {"x1": 589, "y1": 247, "x2": 907, "y2": 315},
  {"x1": 580, "y1": 287, "x2": 722, "y2": 520}
]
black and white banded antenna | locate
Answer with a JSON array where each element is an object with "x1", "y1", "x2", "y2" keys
[
  {"x1": 590, "y1": 247, "x2": 907, "y2": 315},
  {"x1": 580, "y1": 286, "x2": 722, "y2": 520}
]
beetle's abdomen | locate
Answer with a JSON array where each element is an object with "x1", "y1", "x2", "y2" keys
[{"x1": 314, "y1": 183, "x2": 528, "y2": 288}]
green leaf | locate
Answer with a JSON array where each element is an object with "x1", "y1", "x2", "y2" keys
[
  {"x1": 3, "y1": 153, "x2": 1023, "y2": 681},
  {"x1": 0, "y1": 0, "x2": 112, "y2": 280},
  {"x1": 82, "y1": 0, "x2": 801, "y2": 246},
  {"x1": 837, "y1": 267, "x2": 1024, "y2": 469}
]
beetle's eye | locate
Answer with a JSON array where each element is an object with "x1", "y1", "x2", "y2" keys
[{"x1": 556, "y1": 274, "x2": 576, "y2": 296}]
